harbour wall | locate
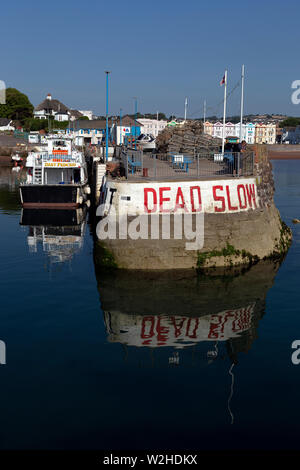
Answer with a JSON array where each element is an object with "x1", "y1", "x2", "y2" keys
[{"x1": 95, "y1": 146, "x2": 291, "y2": 270}]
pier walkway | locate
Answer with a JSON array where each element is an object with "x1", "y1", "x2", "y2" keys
[{"x1": 120, "y1": 149, "x2": 254, "y2": 182}]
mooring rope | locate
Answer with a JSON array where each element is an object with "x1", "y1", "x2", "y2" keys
[{"x1": 227, "y1": 362, "x2": 235, "y2": 425}]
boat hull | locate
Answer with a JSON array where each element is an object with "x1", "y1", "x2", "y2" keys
[{"x1": 20, "y1": 184, "x2": 87, "y2": 209}]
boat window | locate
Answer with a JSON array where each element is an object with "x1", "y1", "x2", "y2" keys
[{"x1": 53, "y1": 140, "x2": 67, "y2": 147}]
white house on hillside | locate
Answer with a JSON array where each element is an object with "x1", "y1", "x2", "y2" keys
[{"x1": 34, "y1": 94, "x2": 83, "y2": 122}]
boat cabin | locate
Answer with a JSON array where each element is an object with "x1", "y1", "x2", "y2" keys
[{"x1": 25, "y1": 136, "x2": 87, "y2": 185}]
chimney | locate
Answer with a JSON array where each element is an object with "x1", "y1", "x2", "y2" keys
[{"x1": 47, "y1": 93, "x2": 52, "y2": 101}]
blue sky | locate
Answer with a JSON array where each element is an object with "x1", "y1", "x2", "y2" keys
[{"x1": 1, "y1": 0, "x2": 300, "y2": 118}]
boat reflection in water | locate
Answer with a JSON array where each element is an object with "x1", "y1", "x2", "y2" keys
[{"x1": 20, "y1": 208, "x2": 86, "y2": 264}]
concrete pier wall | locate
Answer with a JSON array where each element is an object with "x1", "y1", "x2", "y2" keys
[{"x1": 94, "y1": 146, "x2": 291, "y2": 270}]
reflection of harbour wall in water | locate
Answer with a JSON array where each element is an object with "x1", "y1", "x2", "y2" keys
[
  {"x1": 96, "y1": 260, "x2": 278, "y2": 317},
  {"x1": 96, "y1": 261, "x2": 280, "y2": 356},
  {"x1": 104, "y1": 304, "x2": 255, "y2": 349}
]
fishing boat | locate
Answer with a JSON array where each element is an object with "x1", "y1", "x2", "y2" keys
[{"x1": 20, "y1": 135, "x2": 90, "y2": 208}]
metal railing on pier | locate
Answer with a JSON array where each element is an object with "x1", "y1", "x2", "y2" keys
[{"x1": 121, "y1": 150, "x2": 255, "y2": 180}]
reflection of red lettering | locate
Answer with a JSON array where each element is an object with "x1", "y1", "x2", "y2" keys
[
  {"x1": 237, "y1": 184, "x2": 247, "y2": 209},
  {"x1": 159, "y1": 187, "x2": 171, "y2": 213},
  {"x1": 156, "y1": 317, "x2": 169, "y2": 345},
  {"x1": 141, "y1": 316, "x2": 155, "y2": 346},
  {"x1": 190, "y1": 186, "x2": 202, "y2": 212},
  {"x1": 222, "y1": 312, "x2": 235, "y2": 334},
  {"x1": 232, "y1": 308, "x2": 252, "y2": 332},
  {"x1": 245, "y1": 184, "x2": 257, "y2": 208},
  {"x1": 213, "y1": 185, "x2": 225, "y2": 212},
  {"x1": 208, "y1": 315, "x2": 223, "y2": 339},
  {"x1": 226, "y1": 186, "x2": 238, "y2": 211},
  {"x1": 208, "y1": 312, "x2": 234, "y2": 339},
  {"x1": 171, "y1": 317, "x2": 186, "y2": 337},
  {"x1": 186, "y1": 318, "x2": 199, "y2": 339},
  {"x1": 144, "y1": 188, "x2": 157, "y2": 213},
  {"x1": 174, "y1": 187, "x2": 187, "y2": 212}
]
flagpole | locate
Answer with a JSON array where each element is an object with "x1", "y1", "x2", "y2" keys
[
  {"x1": 203, "y1": 99, "x2": 206, "y2": 124},
  {"x1": 239, "y1": 64, "x2": 245, "y2": 143},
  {"x1": 222, "y1": 70, "x2": 227, "y2": 154},
  {"x1": 184, "y1": 97, "x2": 188, "y2": 121}
]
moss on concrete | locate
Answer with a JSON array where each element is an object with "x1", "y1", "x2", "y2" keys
[
  {"x1": 272, "y1": 218, "x2": 292, "y2": 257},
  {"x1": 197, "y1": 243, "x2": 259, "y2": 272},
  {"x1": 197, "y1": 217, "x2": 292, "y2": 273},
  {"x1": 94, "y1": 242, "x2": 118, "y2": 271}
]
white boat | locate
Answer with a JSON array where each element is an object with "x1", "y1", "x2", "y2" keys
[
  {"x1": 20, "y1": 135, "x2": 90, "y2": 208},
  {"x1": 136, "y1": 133, "x2": 156, "y2": 151},
  {"x1": 11, "y1": 153, "x2": 23, "y2": 162}
]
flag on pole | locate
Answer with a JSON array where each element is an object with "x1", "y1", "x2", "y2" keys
[{"x1": 220, "y1": 74, "x2": 225, "y2": 86}]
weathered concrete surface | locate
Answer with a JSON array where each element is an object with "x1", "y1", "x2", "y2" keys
[{"x1": 95, "y1": 202, "x2": 288, "y2": 270}]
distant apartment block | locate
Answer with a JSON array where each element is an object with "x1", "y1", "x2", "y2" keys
[
  {"x1": 204, "y1": 121, "x2": 276, "y2": 144},
  {"x1": 255, "y1": 123, "x2": 276, "y2": 144}
]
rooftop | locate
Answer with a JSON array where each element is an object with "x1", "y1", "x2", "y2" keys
[{"x1": 35, "y1": 97, "x2": 69, "y2": 114}]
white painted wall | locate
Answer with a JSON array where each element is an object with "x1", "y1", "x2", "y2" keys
[
  {"x1": 137, "y1": 119, "x2": 167, "y2": 138},
  {"x1": 99, "y1": 178, "x2": 259, "y2": 216}
]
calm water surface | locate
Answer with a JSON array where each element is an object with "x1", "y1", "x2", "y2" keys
[{"x1": 0, "y1": 160, "x2": 299, "y2": 450}]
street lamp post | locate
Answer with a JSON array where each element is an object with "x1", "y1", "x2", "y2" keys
[
  {"x1": 133, "y1": 97, "x2": 137, "y2": 150},
  {"x1": 119, "y1": 108, "x2": 122, "y2": 145},
  {"x1": 105, "y1": 71, "x2": 110, "y2": 161}
]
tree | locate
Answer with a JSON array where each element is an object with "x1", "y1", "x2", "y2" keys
[
  {"x1": 143, "y1": 112, "x2": 167, "y2": 120},
  {"x1": 23, "y1": 118, "x2": 48, "y2": 132},
  {"x1": 23, "y1": 117, "x2": 69, "y2": 132},
  {"x1": 228, "y1": 115, "x2": 240, "y2": 124},
  {"x1": 78, "y1": 116, "x2": 89, "y2": 120},
  {"x1": 0, "y1": 88, "x2": 34, "y2": 123},
  {"x1": 279, "y1": 117, "x2": 300, "y2": 128}
]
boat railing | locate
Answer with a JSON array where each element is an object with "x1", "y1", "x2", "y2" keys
[{"x1": 41, "y1": 154, "x2": 79, "y2": 161}]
